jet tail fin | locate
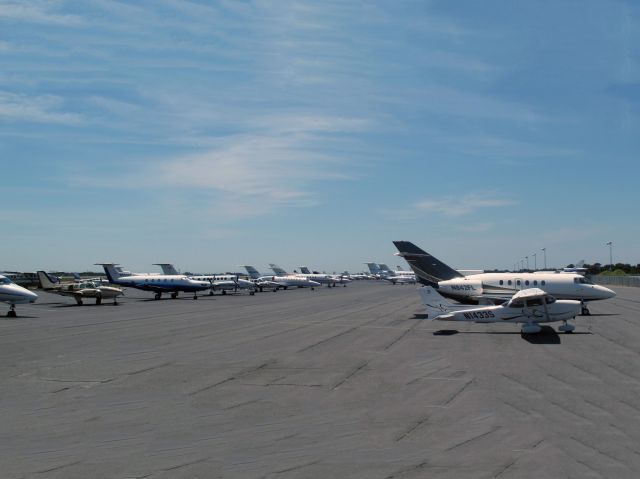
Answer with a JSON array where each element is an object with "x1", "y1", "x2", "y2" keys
[
  {"x1": 393, "y1": 241, "x2": 464, "y2": 286},
  {"x1": 241, "y1": 265, "x2": 261, "y2": 279},
  {"x1": 154, "y1": 263, "x2": 179, "y2": 275},
  {"x1": 269, "y1": 264, "x2": 288, "y2": 276},
  {"x1": 418, "y1": 286, "x2": 455, "y2": 319},
  {"x1": 95, "y1": 263, "x2": 123, "y2": 283},
  {"x1": 37, "y1": 271, "x2": 60, "y2": 289}
]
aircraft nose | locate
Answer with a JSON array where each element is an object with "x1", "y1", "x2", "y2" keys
[
  {"x1": 28, "y1": 290, "x2": 39, "y2": 302},
  {"x1": 599, "y1": 285, "x2": 616, "y2": 299}
]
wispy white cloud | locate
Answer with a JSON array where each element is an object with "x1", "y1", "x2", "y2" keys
[
  {"x1": 414, "y1": 193, "x2": 514, "y2": 216},
  {"x1": 0, "y1": 91, "x2": 82, "y2": 124},
  {"x1": 0, "y1": 1, "x2": 82, "y2": 25},
  {"x1": 157, "y1": 128, "x2": 352, "y2": 213}
]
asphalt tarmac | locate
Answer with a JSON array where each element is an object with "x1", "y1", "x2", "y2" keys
[{"x1": 2, "y1": 282, "x2": 640, "y2": 478}]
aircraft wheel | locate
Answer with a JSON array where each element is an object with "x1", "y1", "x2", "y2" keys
[
  {"x1": 76, "y1": 299, "x2": 83, "y2": 306},
  {"x1": 209, "y1": 290, "x2": 214, "y2": 296},
  {"x1": 222, "y1": 290, "x2": 226, "y2": 295},
  {"x1": 193, "y1": 295, "x2": 198, "y2": 300},
  {"x1": 7, "y1": 310, "x2": 17, "y2": 318},
  {"x1": 155, "y1": 293, "x2": 162, "y2": 300},
  {"x1": 171, "y1": 292, "x2": 178, "y2": 299},
  {"x1": 581, "y1": 307, "x2": 590, "y2": 316},
  {"x1": 250, "y1": 291, "x2": 255, "y2": 296}
]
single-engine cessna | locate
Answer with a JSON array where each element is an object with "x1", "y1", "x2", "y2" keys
[
  {"x1": 393, "y1": 241, "x2": 615, "y2": 315},
  {"x1": 0, "y1": 274, "x2": 38, "y2": 316},
  {"x1": 37, "y1": 271, "x2": 124, "y2": 305},
  {"x1": 419, "y1": 286, "x2": 581, "y2": 334}
]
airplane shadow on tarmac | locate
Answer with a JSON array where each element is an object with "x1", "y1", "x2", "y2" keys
[{"x1": 433, "y1": 325, "x2": 593, "y2": 345}]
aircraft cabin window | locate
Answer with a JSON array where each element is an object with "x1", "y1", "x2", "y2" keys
[
  {"x1": 508, "y1": 280, "x2": 512, "y2": 285},
  {"x1": 516, "y1": 280, "x2": 521, "y2": 286},
  {"x1": 510, "y1": 300, "x2": 524, "y2": 308},
  {"x1": 499, "y1": 280, "x2": 504, "y2": 285},
  {"x1": 525, "y1": 280, "x2": 530, "y2": 286},
  {"x1": 541, "y1": 280, "x2": 546, "y2": 285},
  {"x1": 533, "y1": 280, "x2": 538, "y2": 286},
  {"x1": 527, "y1": 298, "x2": 544, "y2": 306}
]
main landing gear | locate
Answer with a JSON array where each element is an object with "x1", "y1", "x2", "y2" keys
[
  {"x1": 521, "y1": 323, "x2": 541, "y2": 334},
  {"x1": 558, "y1": 320, "x2": 575, "y2": 333},
  {"x1": 7, "y1": 304, "x2": 17, "y2": 317}
]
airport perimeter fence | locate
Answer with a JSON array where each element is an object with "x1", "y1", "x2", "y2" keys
[{"x1": 591, "y1": 275, "x2": 640, "y2": 288}]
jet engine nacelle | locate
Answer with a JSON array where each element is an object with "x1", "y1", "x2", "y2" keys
[{"x1": 438, "y1": 279, "x2": 483, "y2": 298}]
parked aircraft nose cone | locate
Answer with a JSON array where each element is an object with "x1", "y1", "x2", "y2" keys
[{"x1": 598, "y1": 285, "x2": 616, "y2": 299}]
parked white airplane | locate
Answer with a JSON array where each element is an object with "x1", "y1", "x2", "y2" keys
[
  {"x1": 241, "y1": 266, "x2": 321, "y2": 290},
  {"x1": 419, "y1": 286, "x2": 581, "y2": 334},
  {"x1": 0, "y1": 274, "x2": 38, "y2": 316},
  {"x1": 37, "y1": 271, "x2": 124, "y2": 305},
  {"x1": 96, "y1": 263, "x2": 211, "y2": 300},
  {"x1": 155, "y1": 264, "x2": 256, "y2": 295},
  {"x1": 364, "y1": 262, "x2": 416, "y2": 284},
  {"x1": 297, "y1": 266, "x2": 351, "y2": 287},
  {"x1": 393, "y1": 241, "x2": 615, "y2": 315}
]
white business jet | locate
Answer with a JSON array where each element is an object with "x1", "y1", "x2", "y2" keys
[
  {"x1": 96, "y1": 263, "x2": 211, "y2": 300},
  {"x1": 241, "y1": 265, "x2": 321, "y2": 290},
  {"x1": 154, "y1": 264, "x2": 256, "y2": 295},
  {"x1": 364, "y1": 262, "x2": 416, "y2": 284},
  {"x1": 0, "y1": 274, "x2": 38, "y2": 316},
  {"x1": 393, "y1": 241, "x2": 615, "y2": 315}
]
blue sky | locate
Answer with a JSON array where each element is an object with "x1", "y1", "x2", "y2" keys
[{"x1": 2, "y1": 0, "x2": 639, "y2": 274}]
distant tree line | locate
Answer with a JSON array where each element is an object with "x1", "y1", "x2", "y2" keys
[{"x1": 576, "y1": 263, "x2": 640, "y2": 275}]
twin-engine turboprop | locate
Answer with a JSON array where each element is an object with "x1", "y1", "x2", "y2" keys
[
  {"x1": 393, "y1": 241, "x2": 615, "y2": 315},
  {"x1": 96, "y1": 263, "x2": 211, "y2": 300},
  {"x1": 0, "y1": 274, "x2": 38, "y2": 317},
  {"x1": 37, "y1": 271, "x2": 124, "y2": 305},
  {"x1": 419, "y1": 286, "x2": 581, "y2": 334}
]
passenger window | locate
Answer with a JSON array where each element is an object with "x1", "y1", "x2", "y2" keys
[
  {"x1": 508, "y1": 280, "x2": 512, "y2": 286},
  {"x1": 499, "y1": 280, "x2": 503, "y2": 285},
  {"x1": 510, "y1": 301, "x2": 524, "y2": 308},
  {"x1": 533, "y1": 280, "x2": 538, "y2": 286},
  {"x1": 525, "y1": 280, "x2": 530, "y2": 286},
  {"x1": 541, "y1": 280, "x2": 545, "y2": 286},
  {"x1": 527, "y1": 298, "x2": 544, "y2": 306},
  {"x1": 516, "y1": 280, "x2": 521, "y2": 286}
]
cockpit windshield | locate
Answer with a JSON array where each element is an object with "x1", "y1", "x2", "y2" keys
[
  {"x1": 0, "y1": 277, "x2": 14, "y2": 285},
  {"x1": 574, "y1": 277, "x2": 593, "y2": 284}
]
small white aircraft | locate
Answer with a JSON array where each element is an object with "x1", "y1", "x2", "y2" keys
[
  {"x1": 364, "y1": 262, "x2": 417, "y2": 284},
  {"x1": 37, "y1": 271, "x2": 124, "y2": 305},
  {"x1": 154, "y1": 264, "x2": 256, "y2": 295},
  {"x1": 241, "y1": 266, "x2": 321, "y2": 291},
  {"x1": 419, "y1": 286, "x2": 582, "y2": 334},
  {"x1": 0, "y1": 274, "x2": 38, "y2": 317},
  {"x1": 298, "y1": 266, "x2": 351, "y2": 287}
]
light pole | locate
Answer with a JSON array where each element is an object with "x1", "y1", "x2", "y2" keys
[
  {"x1": 542, "y1": 248, "x2": 547, "y2": 270},
  {"x1": 525, "y1": 256, "x2": 529, "y2": 271},
  {"x1": 532, "y1": 253, "x2": 537, "y2": 271},
  {"x1": 606, "y1": 241, "x2": 613, "y2": 271}
]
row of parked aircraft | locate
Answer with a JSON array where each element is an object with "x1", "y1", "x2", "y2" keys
[
  {"x1": 1, "y1": 243, "x2": 617, "y2": 331},
  {"x1": 393, "y1": 241, "x2": 617, "y2": 334}
]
